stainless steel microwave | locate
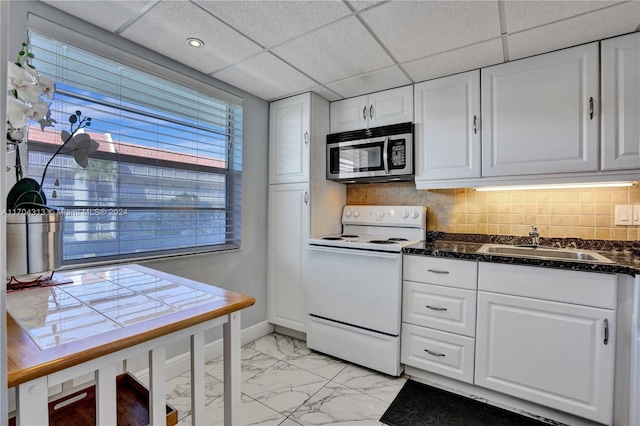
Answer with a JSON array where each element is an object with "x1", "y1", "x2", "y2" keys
[{"x1": 326, "y1": 122, "x2": 414, "y2": 183}]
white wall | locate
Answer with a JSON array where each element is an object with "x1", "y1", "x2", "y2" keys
[{"x1": 3, "y1": 1, "x2": 270, "y2": 361}]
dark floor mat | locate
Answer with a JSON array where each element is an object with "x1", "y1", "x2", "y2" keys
[{"x1": 380, "y1": 380, "x2": 551, "y2": 426}]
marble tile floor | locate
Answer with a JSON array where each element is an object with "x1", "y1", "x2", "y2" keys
[{"x1": 167, "y1": 332, "x2": 407, "y2": 426}]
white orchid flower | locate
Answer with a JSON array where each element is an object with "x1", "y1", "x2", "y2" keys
[
  {"x1": 61, "y1": 131, "x2": 100, "y2": 168},
  {"x1": 8, "y1": 61, "x2": 42, "y2": 103},
  {"x1": 38, "y1": 110, "x2": 57, "y2": 130},
  {"x1": 7, "y1": 96, "x2": 30, "y2": 128},
  {"x1": 26, "y1": 101, "x2": 51, "y2": 122},
  {"x1": 37, "y1": 75, "x2": 55, "y2": 99}
]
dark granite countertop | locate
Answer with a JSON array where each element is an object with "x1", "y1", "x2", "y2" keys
[{"x1": 403, "y1": 232, "x2": 640, "y2": 277}]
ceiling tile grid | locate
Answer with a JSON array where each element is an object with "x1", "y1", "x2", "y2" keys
[{"x1": 41, "y1": 0, "x2": 640, "y2": 101}]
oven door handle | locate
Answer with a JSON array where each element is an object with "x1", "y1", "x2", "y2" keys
[
  {"x1": 308, "y1": 245, "x2": 399, "y2": 259},
  {"x1": 383, "y1": 136, "x2": 390, "y2": 175}
]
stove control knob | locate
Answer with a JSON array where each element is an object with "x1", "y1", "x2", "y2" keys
[
  {"x1": 345, "y1": 209, "x2": 352, "y2": 217},
  {"x1": 377, "y1": 209, "x2": 385, "y2": 219},
  {"x1": 402, "y1": 210, "x2": 410, "y2": 219},
  {"x1": 353, "y1": 210, "x2": 360, "y2": 218},
  {"x1": 412, "y1": 211, "x2": 420, "y2": 219}
]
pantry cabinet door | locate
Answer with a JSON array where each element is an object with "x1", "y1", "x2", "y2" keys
[
  {"x1": 415, "y1": 70, "x2": 481, "y2": 181},
  {"x1": 269, "y1": 94, "x2": 310, "y2": 184},
  {"x1": 267, "y1": 183, "x2": 310, "y2": 332},
  {"x1": 601, "y1": 33, "x2": 640, "y2": 171},
  {"x1": 481, "y1": 42, "x2": 599, "y2": 177}
]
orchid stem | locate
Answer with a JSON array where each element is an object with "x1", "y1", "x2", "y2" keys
[{"x1": 39, "y1": 117, "x2": 89, "y2": 189}]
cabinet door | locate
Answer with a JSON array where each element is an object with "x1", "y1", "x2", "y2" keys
[
  {"x1": 269, "y1": 94, "x2": 310, "y2": 184},
  {"x1": 267, "y1": 183, "x2": 309, "y2": 332},
  {"x1": 481, "y1": 42, "x2": 599, "y2": 176},
  {"x1": 368, "y1": 85, "x2": 414, "y2": 128},
  {"x1": 601, "y1": 33, "x2": 640, "y2": 171},
  {"x1": 415, "y1": 71, "x2": 481, "y2": 181},
  {"x1": 329, "y1": 95, "x2": 368, "y2": 133},
  {"x1": 475, "y1": 291, "x2": 615, "y2": 424}
]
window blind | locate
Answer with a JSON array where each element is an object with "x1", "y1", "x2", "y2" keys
[{"x1": 26, "y1": 31, "x2": 243, "y2": 263}]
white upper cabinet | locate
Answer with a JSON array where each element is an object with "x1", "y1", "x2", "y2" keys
[
  {"x1": 330, "y1": 86, "x2": 413, "y2": 133},
  {"x1": 269, "y1": 93, "x2": 311, "y2": 184},
  {"x1": 414, "y1": 70, "x2": 481, "y2": 181},
  {"x1": 481, "y1": 42, "x2": 599, "y2": 177},
  {"x1": 601, "y1": 33, "x2": 640, "y2": 171}
]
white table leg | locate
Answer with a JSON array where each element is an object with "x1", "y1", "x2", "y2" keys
[
  {"x1": 149, "y1": 346, "x2": 166, "y2": 426},
  {"x1": 96, "y1": 363, "x2": 117, "y2": 426},
  {"x1": 16, "y1": 376, "x2": 48, "y2": 426},
  {"x1": 223, "y1": 311, "x2": 241, "y2": 426},
  {"x1": 190, "y1": 331, "x2": 205, "y2": 425}
]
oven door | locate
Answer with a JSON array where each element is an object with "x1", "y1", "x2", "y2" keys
[
  {"x1": 307, "y1": 245, "x2": 402, "y2": 335},
  {"x1": 326, "y1": 134, "x2": 412, "y2": 181}
]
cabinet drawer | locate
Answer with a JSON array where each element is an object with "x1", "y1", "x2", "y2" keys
[
  {"x1": 401, "y1": 323, "x2": 475, "y2": 384},
  {"x1": 403, "y1": 256, "x2": 477, "y2": 290},
  {"x1": 478, "y1": 263, "x2": 617, "y2": 309},
  {"x1": 402, "y1": 281, "x2": 476, "y2": 336}
]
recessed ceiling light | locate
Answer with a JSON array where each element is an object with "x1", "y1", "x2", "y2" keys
[{"x1": 187, "y1": 38, "x2": 204, "y2": 48}]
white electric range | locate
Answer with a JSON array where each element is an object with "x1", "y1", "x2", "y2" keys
[{"x1": 307, "y1": 205, "x2": 427, "y2": 376}]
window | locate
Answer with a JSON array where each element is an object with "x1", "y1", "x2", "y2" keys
[{"x1": 27, "y1": 32, "x2": 243, "y2": 263}]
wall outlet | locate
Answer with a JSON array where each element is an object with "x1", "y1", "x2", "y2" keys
[{"x1": 615, "y1": 205, "x2": 633, "y2": 225}]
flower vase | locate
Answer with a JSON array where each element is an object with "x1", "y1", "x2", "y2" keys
[{"x1": 6, "y1": 208, "x2": 63, "y2": 281}]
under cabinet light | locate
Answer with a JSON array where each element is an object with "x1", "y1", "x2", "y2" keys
[{"x1": 475, "y1": 182, "x2": 635, "y2": 192}]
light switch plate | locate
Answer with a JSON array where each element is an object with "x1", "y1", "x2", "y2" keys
[
  {"x1": 615, "y1": 205, "x2": 632, "y2": 225},
  {"x1": 633, "y1": 205, "x2": 640, "y2": 225}
]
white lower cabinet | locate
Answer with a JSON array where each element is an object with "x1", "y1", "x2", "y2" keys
[
  {"x1": 475, "y1": 263, "x2": 616, "y2": 425},
  {"x1": 402, "y1": 257, "x2": 620, "y2": 425},
  {"x1": 402, "y1": 323, "x2": 475, "y2": 384},
  {"x1": 401, "y1": 255, "x2": 478, "y2": 383}
]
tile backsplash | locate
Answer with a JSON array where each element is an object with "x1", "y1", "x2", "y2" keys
[{"x1": 347, "y1": 183, "x2": 640, "y2": 241}]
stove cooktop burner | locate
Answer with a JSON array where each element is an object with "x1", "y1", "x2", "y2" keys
[
  {"x1": 322, "y1": 236, "x2": 343, "y2": 240},
  {"x1": 341, "y1": 234, "x2": 359, "y2": 238},
  {"x1": 388, "y1": 238, "x2": 408, "y2": 241},
  {"x1": 370, "y1": 240, "x2": 398, "y2": 244}
]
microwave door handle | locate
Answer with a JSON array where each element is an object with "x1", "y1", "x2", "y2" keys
[{"x1": 383, "y1": 136, "x2": 390, "y2": 175}]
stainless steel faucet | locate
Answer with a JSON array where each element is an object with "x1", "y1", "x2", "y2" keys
[{"x1": 529, "y1": 225, "x2": 540, "y2": 247}]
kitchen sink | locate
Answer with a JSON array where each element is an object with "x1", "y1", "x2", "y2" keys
[{"x1": 476, "y1": 244, "x2": 615, "y2": 264}]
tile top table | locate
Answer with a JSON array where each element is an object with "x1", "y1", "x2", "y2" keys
[{"x1": 6, "y1": 263, "x2": 255, "y2": 425}]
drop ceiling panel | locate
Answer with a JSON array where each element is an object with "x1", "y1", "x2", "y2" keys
[
  {"x1": 271, "y1": 16, "x2": 394, "y2": 84},
  {"x1": 503, "y1": 0, "x2": 626, "y2": 33},
  {"x1": 212, "y1": 52, "x2": 317, "y2": 101},
  {"x1": 195, "y1": 0, "x2": 351, "y2": 48},
  {"x1": 41, "y1": 0, "x2": 154, "y2": 33},
  {"x1": 507, "y1": 1, "x2": 640, "y2": 60},
  {"x1": 119, "y1": 1, "x2": 263, "y2": 74},
  {"x1": 403, "y1": 39, "x2": 505, "y2": 84},
  {"x1": 360, "y1": 1, "x2": 502, "y2": 63},
  {"x1": 326, "y1": 66, "x2": 411, "y2": 99}
]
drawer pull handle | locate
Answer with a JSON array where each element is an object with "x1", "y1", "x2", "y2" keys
[
  {"x1": 427, "y1": 269, "x2": 449, "y2": 274},
  {"x1": 603, "y1": 318, "x2": 609, "y2": 345},
  {"x1": 424, "y1": 349, "x2": 446, "y2": 357},
  {"x1": 426, "y1": 305, "x2": 447, "y2": 311}
]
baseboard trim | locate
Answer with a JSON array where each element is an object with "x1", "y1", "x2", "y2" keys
[{"x1": 135, "y1": 321, "x2": 274, "y2": 382}]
